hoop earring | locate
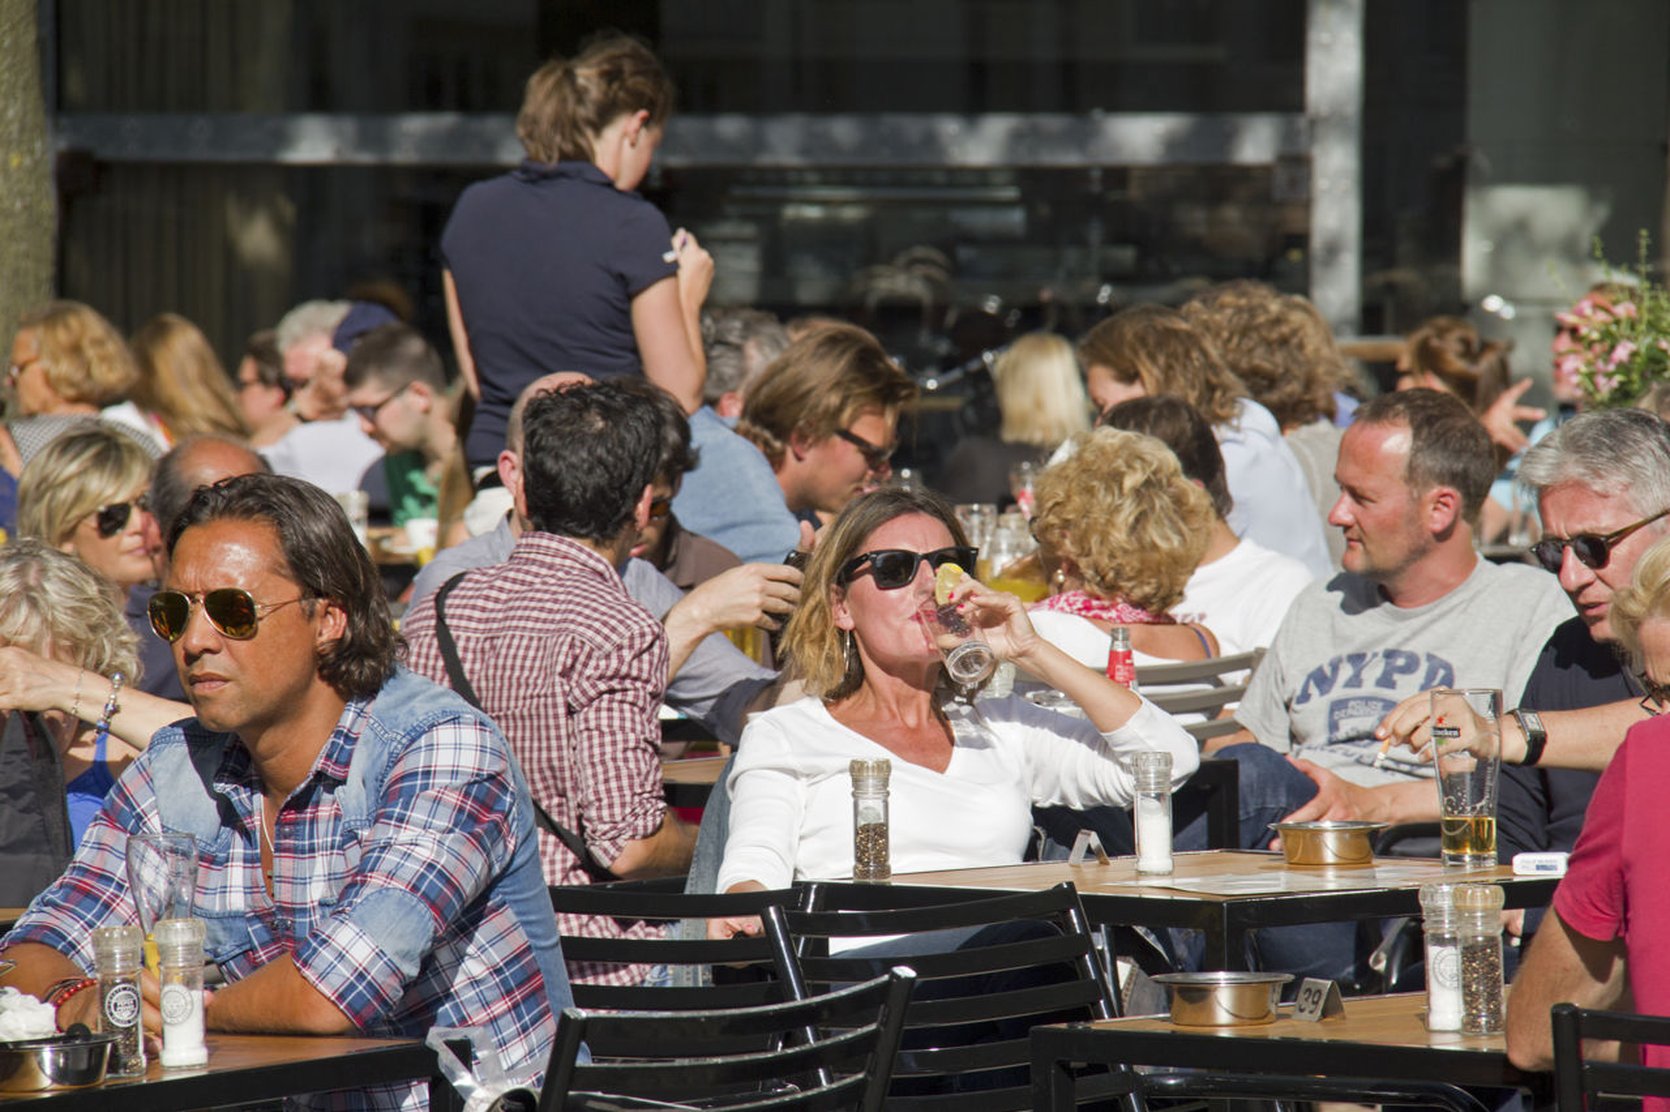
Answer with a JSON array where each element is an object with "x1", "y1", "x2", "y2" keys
[{"x1": 842, "y1": 629, "x2": 860, "y2": 673}]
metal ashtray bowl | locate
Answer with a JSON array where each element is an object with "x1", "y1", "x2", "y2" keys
[
  {"x1": 0, "y1": 1033, "x2": 117, "y2": 1092},
  {"x1": 1269, "y1": 820, "x2": 1388, "y2": 868},
  {"x1": 1152, "y1": 971, "x2": 1293, "y2": 1026}
]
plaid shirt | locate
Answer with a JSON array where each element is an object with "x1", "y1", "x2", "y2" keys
[
  {"x1": 3, "y1": 669, "x2": 565, "y2": 1111},
  {"x1": 403, "y1": 532, "x2": 671, "y2": 986}
]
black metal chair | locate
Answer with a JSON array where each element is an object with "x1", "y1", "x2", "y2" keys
[
  {"x1": 534, "y1": 967, "x2": 918, "y2": 1112},
  {"x1": 765, "y1": 882, "x2": 1122, "y2": 1112},
  {"x1": 548, "y1": 878, "x2": 798, "y2": 1011},
  {"x1": 1553, "y1": 1002, "x2": 1670, "y2": 1112}
]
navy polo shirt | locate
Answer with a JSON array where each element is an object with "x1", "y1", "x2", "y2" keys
[{"x1": 442, "y1": 160, "x2": 678, "y2": 468}]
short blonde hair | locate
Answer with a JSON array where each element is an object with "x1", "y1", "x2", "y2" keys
[
  {"x1": 1611, "y1": 534, "x2": 1670, "y2": 667},
  {"x1": 1077, "y1": 304, "x2": 1245, "y2": 426},
  {"x1": 0, "y1": 539, "x2": 140, "y2": 680},
  {"x1": 782, "y1": 487, "x2": 969, "y2": 700},
  {"x1": 994, "y1": 333, "x2": 1091, "y2": 448},
  {"x1": 18, "y1": 300, "x2": 138, "y2": 407},
  {"x1": 17, "y1": 427, "x2": 154, "y2": 548},
  {"x1": 1031, "y1": 427, "x2": 1214, "y2": 614}
]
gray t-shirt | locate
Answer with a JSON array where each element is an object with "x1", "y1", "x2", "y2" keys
[
  {"x1": 409, "y1": 518, "x2": 776, "y2": 744},
  {"x1": 1236, "y1": 557, "x2": 1572, "y2": 786}
]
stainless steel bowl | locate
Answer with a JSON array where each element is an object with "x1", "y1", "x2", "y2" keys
[
  {"x1": 1269, "y1": 819, "x2": 1388, "y2": 867},
  {"x1": 0, "y1": 1034, "x2": 116, "y2": 1092},
  {"x1": 1151, "y1": 971, "x2": 1293, "y2": 1026}
]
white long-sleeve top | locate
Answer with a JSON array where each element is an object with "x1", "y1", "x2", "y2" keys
[{"x1": 716, "y1": 694, "x2": 1198, "y2": 892}]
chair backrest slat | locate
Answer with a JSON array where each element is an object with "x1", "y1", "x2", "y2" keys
[
  {"x1": 548, "y1": 881, "x2": 796, "y2": 1010},
  {"x1": 767, "y1": 881, "x2": 1117, "y2": 1112},
  {"x1": 537, "y1": 967, "x2": 917, "y2": 1112},
  {"x1": 1552, "y1": 1002, "x2": 1670, "y2": 1112}
]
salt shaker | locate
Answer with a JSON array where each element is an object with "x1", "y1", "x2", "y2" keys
[
  {"x1": 154, "y1": 916, "x2": 209, "y2": 1068},
  {"x1": 92, "y1": 924, "x2": 146, "y2": 1077},
  {"x1": 850, "y1": 758, "x2": 891, "y2": 882},
  {"x1": 1418, "y1": 882, "x2": 1462, "y2": 1031},
  {"x1": 1131, "y1": 750, "x2": 1174, "y2": 875},
  {"x1": 1106, "y1": 626, "x2": 1137, "y2": 689},
  {"x1": 1455, "y1": 882, "x2": 1506, "y2": 1035}
]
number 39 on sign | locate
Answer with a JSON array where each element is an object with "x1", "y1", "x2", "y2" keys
[{"x1": 1294, "y1": 977, "x2": 1345, "y2": 1022}]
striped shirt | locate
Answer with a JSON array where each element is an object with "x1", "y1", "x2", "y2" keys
[{"x1": 403, "y1": 532, "x2": 671, "y2": 986}]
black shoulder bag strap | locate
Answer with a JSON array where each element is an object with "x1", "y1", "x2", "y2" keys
[{"x1": 433, "y1": 574, "x2": 615, "y2": 883}]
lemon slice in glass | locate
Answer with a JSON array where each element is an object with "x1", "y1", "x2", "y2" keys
[{"x1": 934, "y1": 561, "x2": 966, "y2": 606}]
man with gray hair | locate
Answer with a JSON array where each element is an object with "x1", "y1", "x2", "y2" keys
[
  {"x1": 263, "y1": 299, "x2": 389, "y2": 495},
  {"x1": 701, "y1": 307, "x2": 790, "y2": 420},
  {"x1": 1503, "y1": 409, "x2": 1670, "y2": 1070},
  {"x1": 1376, "y1": 407, "x2": 1670, "y2": 779}
]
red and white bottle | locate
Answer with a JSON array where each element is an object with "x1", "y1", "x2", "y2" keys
[{"x1": 1106, "y1": 626, "x2": 1138, "y2": 689}]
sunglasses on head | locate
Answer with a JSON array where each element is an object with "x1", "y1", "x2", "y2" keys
[
  {"x1": 838, "y1": 546, "x2": 979, "y2": 590},
  {"x1": 1530, "y1": 507, "x2": 1670, "y2": 574},
  {"x1": 148, "y1": 588, "x2": 310, "y2": 643},
  {"x1": 95, "y1": 494, "x2": 151, "y2": 539}
]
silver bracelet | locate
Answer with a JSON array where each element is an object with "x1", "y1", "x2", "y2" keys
[{"x1": 95, "y1": 671, "x2": 125, "y2": 735}]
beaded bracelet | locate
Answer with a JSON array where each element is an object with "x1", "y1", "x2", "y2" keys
[
  {"x1": 49, "y1": 977, "x2": 98, "y2": 1021},
  {"x1": 41, "y1": 976, "x2": 85, "y2": 1003},
  {"x1": 96, "y1": 671, "x2": 125, "y2": 735}
]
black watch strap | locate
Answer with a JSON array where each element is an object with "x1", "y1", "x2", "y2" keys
[{"x1": 1512, "y1": 707, "x2": 1548, "y2": 766}]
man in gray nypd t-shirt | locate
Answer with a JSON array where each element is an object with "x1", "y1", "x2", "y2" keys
[{"x1": 1228, "y1": 389, "x2": 1571, "y2": 825}]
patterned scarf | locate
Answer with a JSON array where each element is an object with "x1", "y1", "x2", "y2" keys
[{"x1": 1029, "y1": 589, "x2": 1176, "y2": 625}]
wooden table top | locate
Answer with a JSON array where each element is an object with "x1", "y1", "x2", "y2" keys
[
  {"x1": 1031, "y1": 992, "x2": 1534, "y2": 1093},
  {"x1": 0, "y1": 908, "x2": 25, "y2": 931},
  {"x1": 1098, "y1": 991, "x2": 1502, "y2": 1053},
  {"x1": 889, "y1": 850, "x2": 1531, "y2": 904},
  {"x1": 661, "y1": 755, "x2": 728, "y2": 786},
  {"x1": 0, "y1": 1033, "x2": 434, "y2": 1108}
]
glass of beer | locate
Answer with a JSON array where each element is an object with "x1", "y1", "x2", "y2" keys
[
  {"x1": 1430, "y1": 688, "x2": 1502, "y2": 869},
  {"x1": 126, "y1": 832, "x2": 199, "y2": 970}
]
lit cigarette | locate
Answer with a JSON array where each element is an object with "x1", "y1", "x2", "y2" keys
[{"x1": 1372, "y1": 737, "x2": 1392, "y2": 769}]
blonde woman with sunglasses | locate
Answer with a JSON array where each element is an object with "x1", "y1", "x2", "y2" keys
[
  {"x1": 710, "y1": 487, "x2": 1196, "y2": 931},
  {"x1": 6, "y1": 428, "x2": 193, "y2": 750}
]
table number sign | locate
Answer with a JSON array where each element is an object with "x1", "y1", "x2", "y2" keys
[
  {"x1": 1293, "y1": 977, "x2": 1345, "y2": 1022},
  {"x1": 1067, "y1": 830, "x2": 1112, "y2": 866}
]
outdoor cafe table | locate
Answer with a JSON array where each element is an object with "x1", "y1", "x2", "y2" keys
[
  {"x1": 878, "y1": 850, "x2": 1559, "y2": 970},
  {"x1": 1030, "y1": 991, "x2": 1540, "y2": 1111},
  {"x1": 0, "y1": 1033, "x2": 445, "y2": 1111}
]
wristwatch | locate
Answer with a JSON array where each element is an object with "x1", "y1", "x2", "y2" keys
[{"x1": 1510, "y1": 707, "x2": 1547, "y2": 767}]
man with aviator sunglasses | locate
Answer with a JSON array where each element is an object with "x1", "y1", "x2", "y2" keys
[{"x1": 1, "y1": 474, "x2": 572, "y2": 1108}]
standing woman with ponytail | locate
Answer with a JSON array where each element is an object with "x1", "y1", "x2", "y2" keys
[{"x1": 441, "y1": 34, "x2": 713, "y2": 485}]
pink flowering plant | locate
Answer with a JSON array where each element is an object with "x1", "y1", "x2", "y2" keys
[{"x1": 1555, "y1": 232, "x2": 1670, "y2": 408}]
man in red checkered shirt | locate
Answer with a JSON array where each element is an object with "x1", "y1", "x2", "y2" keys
[{"x1": 403, "y1": 380, "x2": 694, "y2": 985}]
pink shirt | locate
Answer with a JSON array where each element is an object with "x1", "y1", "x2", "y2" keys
[{"x1": 1553, "y1": 714, "x2": 1670, "y2": 1103}]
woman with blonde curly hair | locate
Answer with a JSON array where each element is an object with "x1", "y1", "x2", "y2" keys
[
  {"x1": 113, "y1": 312, "x2": 248, "y2": 449},
  {"x1": 1078, "y1": 304, "x2": 1331, "y2": 577},
  {"x1": 711, "y1": 485, "x2": 1195, "y2": 914},
  {"x1": 936, "y1": 331, "x2": 1092, "y2": 505},
  {"x1": 1027, "y1": 427, "x2": 1219, "y2": 670},
  {"x1": 0, "y1": 541, "x2": 143, "y2": 861},
  {"x1": 3, "y1": 301, "x2": 146, "y2": 477}
]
